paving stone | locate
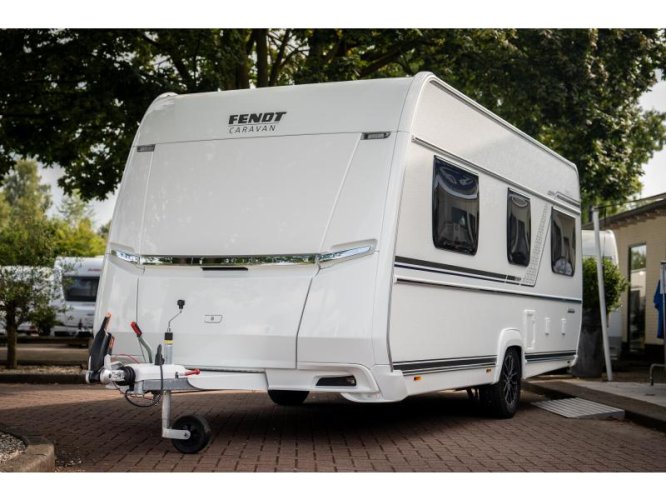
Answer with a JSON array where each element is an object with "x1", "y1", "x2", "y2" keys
[{"x1": 0, "y1": 385, "x2": 664, "y2": 472}]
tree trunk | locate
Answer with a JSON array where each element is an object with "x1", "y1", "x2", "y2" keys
[
  {"x1": 6, "y1": 320, "x2": 18, "y2": 370},
  {"x1": 571, "y1": 309, "x2": 604, "y2": 378},
  {"x1": 255, "y1": 29, "x2": 269, "y2": 88}
]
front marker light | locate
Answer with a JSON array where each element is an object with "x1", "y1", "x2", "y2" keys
[
  {"x1": 317, "y1": 245, "x2": 374, "y2": 269},
  {"x1": 111, "y1": 249, "x2": 140, "y2": 265}
]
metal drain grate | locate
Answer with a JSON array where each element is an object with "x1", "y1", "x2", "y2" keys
[{"x1": 532, "y1": 397, "x2": 625, "y2": 419}]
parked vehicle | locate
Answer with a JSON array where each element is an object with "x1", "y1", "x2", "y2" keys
[
  {"x1": 51, "y1": 257, "x2": 104, "y2": 337},
  {"x1": 581, "y1": 229, "x2": 622, "y2": 359},
  {"x1": 86, "y1": 72, "x2": 582, "y2": 452}
]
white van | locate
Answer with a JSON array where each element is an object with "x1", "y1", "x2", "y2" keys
[
  {"x1": 87, "y1": 72, "x2": 582, "y2": 452},
  {"x1": 52, "y1": 257, "x2": 103, "y2": 336},
  {"x1": 581, "y1": 230, "x2": 622, "y2": 358}
]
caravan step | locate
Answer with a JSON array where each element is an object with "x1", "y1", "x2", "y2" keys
[{"x1": 532, "y1": 397, "x2": 624, "y2": 420}]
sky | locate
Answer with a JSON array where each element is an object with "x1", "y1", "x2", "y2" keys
[
  {"x1": 637, "y1": 77, "x2": 666, "y2": 198},
  {"x1": 39, "y1": 70, "x2": 666, "y2": 229}
]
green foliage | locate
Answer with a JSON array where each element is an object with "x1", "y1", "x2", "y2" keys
[
  {"x1": 582, "y1": 257, "x2": 629, "y2": 315},
  {"x1": 52, "y1": 218, "x2": 106, "y2": 257},
  {"x1": 1, "y1": 159, "x2": 51, "y2": 220},
  {"x1": 0, "y1": 160, "x2": 103, "y2": 365},
  {"x1": 53, "y1": 190, "x2": 106, "y2": 256},
  {"x1": 58, "y1": 189, "x2": 93, "y2": 224},
  {"x1": 27, "y1": 304, "x2": 57, "y2": 336},
  {"x1": 0, "y1": 29, "x2": 665, "y2": 210}
]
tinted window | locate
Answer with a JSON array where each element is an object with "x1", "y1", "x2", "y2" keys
[
  {"x1": 507, "y1": 190, "x2": 531, "y2": 266},
  {"x1": 63, "y1": 276, "x2": 99, "y2": 302},
  {"x1": 432, "y1": 158, "x2": 479, "y2": 255},
  {"x1": 551, "y1": 209, "x2": 576, "y2": 276}
]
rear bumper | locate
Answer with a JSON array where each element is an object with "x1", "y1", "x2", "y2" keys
[{"x1": 112, "y1": 362, "x2": 410, "y2": 403}]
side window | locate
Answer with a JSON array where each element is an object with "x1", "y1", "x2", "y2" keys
[
  {"x1": 551, "y1": 209, "x2": 576, "y2": 276},
  {"x1": 507, "y1": 190, "x2": 531, "y2": 266},
  {"x1": 432, "y1": 158, "x2": 479, "y2": 255}
]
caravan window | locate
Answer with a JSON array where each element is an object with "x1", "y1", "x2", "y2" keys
[
  {"x1": 550, "y1": 209, "x2": 576, "y2": 276},
  {"x1": 432, "y1": 158, "x2": 479, "y2": 255},
  {"x1": 507, "y1": 190, "x2": 531, "y2": 266},
  {"x1": 63, "y1": 276, "x2": 99, "y2": 302}
]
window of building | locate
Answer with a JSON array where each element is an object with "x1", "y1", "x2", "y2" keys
[
  {"x1": 628, "y1": 243, "x2": 647, "y2": 353},
  {"x1": 550, "y1": 209, "x2": 576, "y2": 276},
  {"x1": 507, "y1": 190, "x2": 531, "y2": 266},
  {"x1": 432, "y1": 158, "x2": 479, "y2": 255}
]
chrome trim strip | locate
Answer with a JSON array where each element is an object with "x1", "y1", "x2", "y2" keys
[
  {"x1": 412, "y1": 136, "x2": 582, "y2": 215},
  {"x1": 525, "y1": 350, "x2": 576, "y2": 363},
  {"x1": 111, "y1": 245, "x2": 375, "y2": 269},
  {"x1": 395, "y1": 355, "x2": 497, "y2": 375},
  {"x1": 395, "y1": 275, "x2": 583, "y2": 304},
  {"x1": 142, "y1": 254, "x2": 317, "y2": 267},
  {"x1": 399, "y1": 362, "x2": 497, "y2": 375}
]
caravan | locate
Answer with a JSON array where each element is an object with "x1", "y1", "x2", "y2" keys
[
  {"x1": 51, "y1": 257, "x2": 104, "y2": 337},
  {"x1": 86, "y1": 72, "x2": 582, "y2": 452}
]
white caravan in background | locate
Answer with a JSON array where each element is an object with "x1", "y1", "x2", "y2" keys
[
  {"x1": 86, "y1": 72, "x2": 582, "y2": 453},
  {"x1": 52, "y1": 257, "x2": 103, "y2": 337},
  {"x1": 582, "y1": 230, "x2": 622, "y2": 358}
]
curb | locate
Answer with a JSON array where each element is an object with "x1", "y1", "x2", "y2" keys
[
  {"x1": 0, "y1": 427, "x2": 55, "y2": 472},
  {"x1": 524, "y1": 380, "x2": 666, "y2": 433},
  {"x1": 0, "y1": 373, "x2": 85, "y2": 385}
]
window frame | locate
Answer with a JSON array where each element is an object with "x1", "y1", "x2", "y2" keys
[
  {"x1": 506, "y1": 189, "x2": 531, "y2": 267},
  {"x1": 431, "y1": 157, "x2": 480, "y2": 256},
  {"x1": 550, "y1": 208, "x2": 576, "y2": 277}
]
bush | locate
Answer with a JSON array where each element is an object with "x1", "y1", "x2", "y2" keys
[
  {"x1": 28, "y1": 306, "x2": 58, "y2": 336},
  {"x1": 582, "y1": 257, "x2": 628, "y2": 315}
]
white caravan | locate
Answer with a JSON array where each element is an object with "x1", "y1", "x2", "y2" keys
[
  {"x1": 581, "y1": 230, "x2": 622, "y2": 358},
  {"x1": 51, "y1": 257, "x2": 104, "y2": 336},
  {"x1": 87, "y1": 72, "x2": 582, "y2": 453}
]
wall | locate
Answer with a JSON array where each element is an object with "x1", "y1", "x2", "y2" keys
[{"x1": 611, "y1": 213, "x2": 666, "y2": 348}]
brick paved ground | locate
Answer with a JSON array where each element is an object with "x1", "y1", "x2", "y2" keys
[{"x1": 0, "y1": 384, "x2": 664, "y2": 472}]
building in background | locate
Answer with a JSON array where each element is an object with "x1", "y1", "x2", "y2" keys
[{"x1": 584, "y1": 193, "x2": 666, "y2": 360}]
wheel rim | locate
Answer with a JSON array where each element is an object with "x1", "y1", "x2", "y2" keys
[{"x1": 501, "y1": 354, "x2": 519, "y2": 407}]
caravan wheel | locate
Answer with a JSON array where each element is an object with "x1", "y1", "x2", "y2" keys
[
  {"x1": 480, "y1": 348, "x2": 521, "y2": 419},
  {"x1": 268, "y1": 390, "x2": 309, "y2": 406}
]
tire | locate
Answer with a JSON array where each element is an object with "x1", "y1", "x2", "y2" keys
[
  {"x1": 479, "y1": 348, "x2": 521, "y2": 419},
  {"x1": 267, "y1": 390, "x2": 309, "y2": 406},
  {"x1": 171, "y1": 415, "x2": 212, "y2": 454}
]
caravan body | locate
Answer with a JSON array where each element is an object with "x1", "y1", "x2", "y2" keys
[{"x1": 95, "y1": 72, "x2": 581, "y2": 406}]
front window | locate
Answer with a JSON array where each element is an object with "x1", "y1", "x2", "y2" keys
[
  {"x1": 63, "y1": 276, "x2": 99, "y2": 302},
  {"x1": 432, "y1": 158, "x2": 479, "y2": 255}
]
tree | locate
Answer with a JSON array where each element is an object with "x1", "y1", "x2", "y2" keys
[
  {"x1": 53, "y1": 190, "x2": 106, "y2": 256},
  {"x1": 1, "y1": 29, "x2": 665, "y2": 211},
  {"x1": 575, "y1": 256, "x2": 629, "y2": 377},
  {"x1": 0, "y1": 160, "x2": 59, "y2": 368},
  {"x1": 97, "y1": 220, "x2": 111, "y2": 242}
]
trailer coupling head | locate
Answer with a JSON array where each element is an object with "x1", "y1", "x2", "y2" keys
[{"x1": 86, "y1": 313, "x2": 136, "y2": 385}]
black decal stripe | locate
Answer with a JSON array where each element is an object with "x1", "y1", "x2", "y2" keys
[
  {"x1": 395, "y1": 277, "x2": 583, "y2": 304},
  {"x1": 525, "y1": 350, "x2": 576, "y2": 362},
  {"x1": 395, "y1": 256, "x2": 522, "y2": 285},
  {"x1": 394, "y1": 355, "x2": 497, "y2": 375}
]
